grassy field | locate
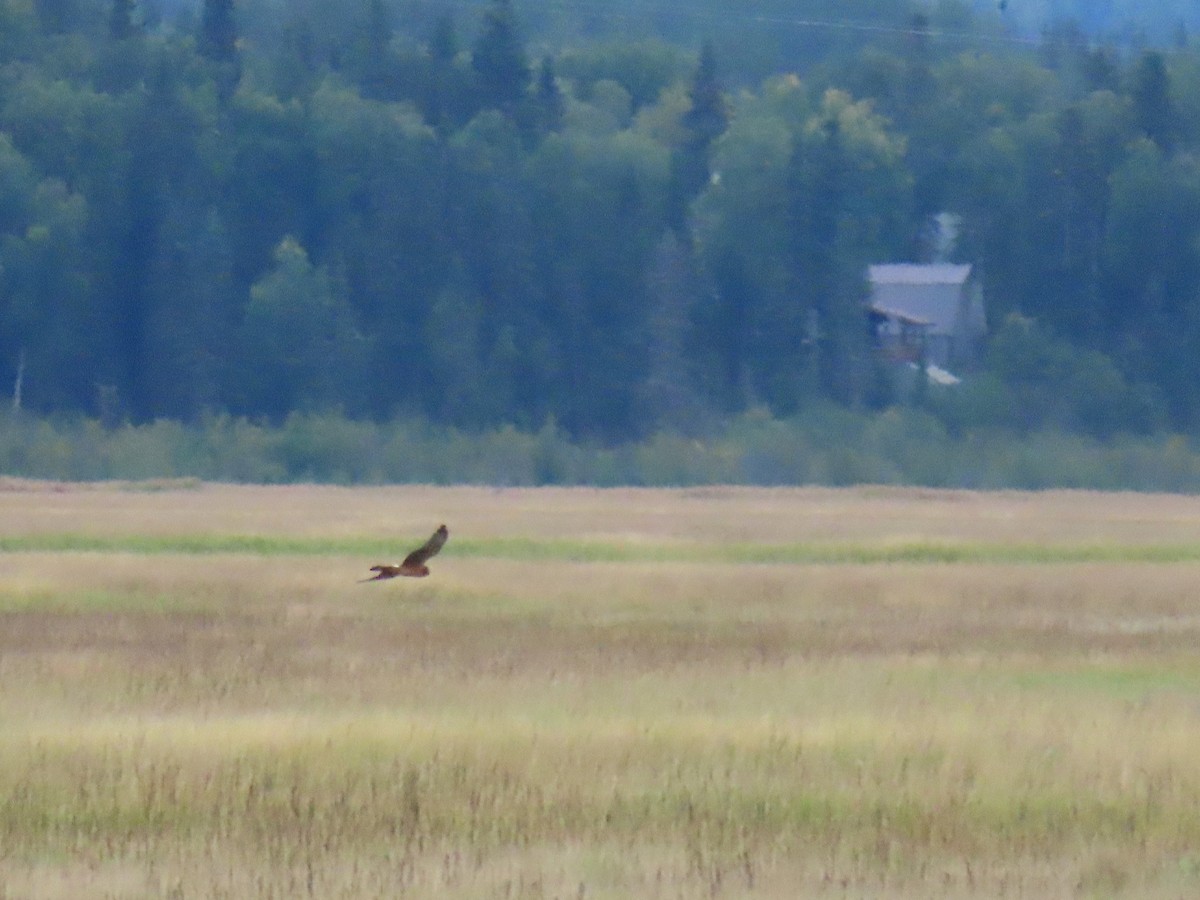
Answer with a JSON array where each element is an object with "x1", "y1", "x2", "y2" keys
[{"x1": 3, "y1": 481, "x2": 1200, "y2": 897}]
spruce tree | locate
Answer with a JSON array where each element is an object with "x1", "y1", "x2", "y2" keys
[
  {"x1": 366, "y1": 0, "x2": 390, "y2": 58},
  {"x1": 109, "y1": 0, "x2": 135, "y2": 40},
  {"x1": 1132, "y1": 51, "x2": 1174, "y2": 151},
  {"x1": 358, "y1": 0, "x2": 394, "y2": 98},
  {"x1": 199, "y1": 0, "x2": 237, "y2": 63},
  {"x1": 430, "y1": 13, "x2": 458, "y2": 63},
  {"x1": 681, "y1": 41, "x2": 729, "y2": 150},
  {"x1": 33, "y1": 0, "x2": 77, "y2": 34},
  {"x1": 533, "y1": 56, "x2": 564, "y2": 133},
  {"x1": 667, "y1": 40, "x2": 729, "y2": 235},
  {"x1": 471, "y1": 0, "x2": 530, "y2": 115}
]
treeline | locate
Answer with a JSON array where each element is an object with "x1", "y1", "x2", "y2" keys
[
  {"x1": 3, "y1": 0, "x2": 1200, "y2": 447},
  {"x1": 8, "y1": 407, "x2": 1200, "y2": 491}
]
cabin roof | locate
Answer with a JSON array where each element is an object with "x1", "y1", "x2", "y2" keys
[
  {"x1": 868, "y1": 263, "x2": 972, "y2": 286},
  {"x1": 867, "y1": 264, "x2": 979, "y2": 336}
]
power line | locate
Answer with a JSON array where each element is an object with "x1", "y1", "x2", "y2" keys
[
  {"x1": 420, "y1": 0, "x2": 1190, "y2": 56},
  {"x1": 741, "y1": 13, "x2": 1044, "y2": 48}
]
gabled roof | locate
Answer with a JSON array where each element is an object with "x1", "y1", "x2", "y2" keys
[
  {"x1": 868, "y1": 263, "x2": 972, "y2": 285},
  {"x1": 867, "y1": 263, "x2": 981, "y2": 337}
]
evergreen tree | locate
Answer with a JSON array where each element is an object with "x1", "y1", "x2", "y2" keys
[
  {"x1": 681, "y1": 41, "x2": 729, "y2": 149},
  {"x1": 109, "y1": 57, "x2": 191, "y2": 419},
  {"x1": 787, "y1": 117, "x2": 849, "y2": 407},
  {"x1": 108, "y1": 0, "x2": 135, "y2": 40},
  {"x1": 198, "y1": 0, "x2": 240, "y2": 102},
  {"x1": 273, "y1": 16, "x2": 319, "y2": 101},
  {"x1": 356, "y1": 0, "x2": 393, "y2": 98},
  {"x1": 199, "y1": 0, "x2": 237, "y2": 63},
  {"x1": 1038, "y1": 104, "x2": 1110, "y2": 337},
  {"x1": 533, "y1": 56, "x2": 564, "y2": 134},
  {"x1": 430, "y1": 13, "x2": 457, "y2": 63},
  {"x1": 471, "y1": 0, "x2": 530, "y2": 116},
  {"x1": 421, "y1": 14, "x2": 470, "y2": 132},
  {"x1": 366, "y1": 0, "x2": 390, "y2": 58},
  {"x1": 145, "y1": 205, "x2": 237, "y2": 417},
  {"x1": 96, "y1": 0, "x2": 144, "y2": 92},
  {"x1": 1131, "y1": 51, "x2": 1175, "y2": 151},
  {"x1": 32, "y1": 0, "x2": 77, "y2": 34},
  {"x1": 425, "y1": 263, "x2": 488, "y2": 423},
  {"x1": 700, "y1": 248, "x2": 754, "y2": 411},
  {"x1": 667, "y1": 40, "x2": 729, "y2": 235},
  {"x1": 900, "y1": 12, "x2": 936, "y2": 117},
  {"x1": 1081, "y1": 46, "x2": 1120, "y2": 92},
  {"x1": 638, "y1": 231, "x2": 707, "y2": 431}
]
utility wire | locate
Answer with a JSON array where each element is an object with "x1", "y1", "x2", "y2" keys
[{"x1": 426, "y1": 0, "x2": 1190, "y2": 54}]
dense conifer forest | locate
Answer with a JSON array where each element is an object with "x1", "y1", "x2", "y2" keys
[{"x1": 5, "y1": 0, "x2": 1200, "y2": 483}]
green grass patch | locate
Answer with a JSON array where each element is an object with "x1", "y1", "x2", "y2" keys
[
  {"x1": 1009, "y1": 665, "x2": 1200, "y2": 698},
  {"x1": 0, "y1": 588, "x2": 190, "y2": 613},
  {"x1": 4, "y1": 532, "x2": 1200, "y2": 565}
]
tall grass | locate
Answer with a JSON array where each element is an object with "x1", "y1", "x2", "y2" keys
[
  {"x1": 4, "y1": 696, "x2": 1200, "y2": 893},
  {"x1": 4, "y1": 485, "x2": 1200, "y2": 896}
]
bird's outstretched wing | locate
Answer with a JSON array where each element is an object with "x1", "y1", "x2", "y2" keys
[
  {"x1": 402, "y1": 524, "x2": 449, "y2": 568},
  {"x1": 360, "y1": 525, "x2": 449, "y2": 581}
]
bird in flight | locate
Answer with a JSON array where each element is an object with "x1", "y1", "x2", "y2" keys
[{"x1": 360, "y1": 525, "x2": 449, "y2": 581}]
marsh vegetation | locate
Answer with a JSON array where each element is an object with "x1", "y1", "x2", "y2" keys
[{"x1": 2, "y1": 483, "x2": 1200, "y2": 897}]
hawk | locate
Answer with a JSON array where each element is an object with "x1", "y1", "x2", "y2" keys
[{"x1": 361, "y1": 525, "x2": 449, "y2": 580}]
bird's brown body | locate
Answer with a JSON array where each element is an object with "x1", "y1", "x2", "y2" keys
[{"x1": 361, "y1": 525, "x2": 448, "y2": 581}]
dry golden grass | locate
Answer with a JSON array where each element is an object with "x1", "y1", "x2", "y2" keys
[
  {"x1": 3, "y1": 482, "x2": 1200, "y2": 897},
  {"x1": 8, "y1": 480, "x2": 1200, "y2": 545}
]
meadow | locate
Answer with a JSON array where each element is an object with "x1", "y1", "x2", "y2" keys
[{"x1": 3, "y1": 480, "x2": 1200, "y2": 897}]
